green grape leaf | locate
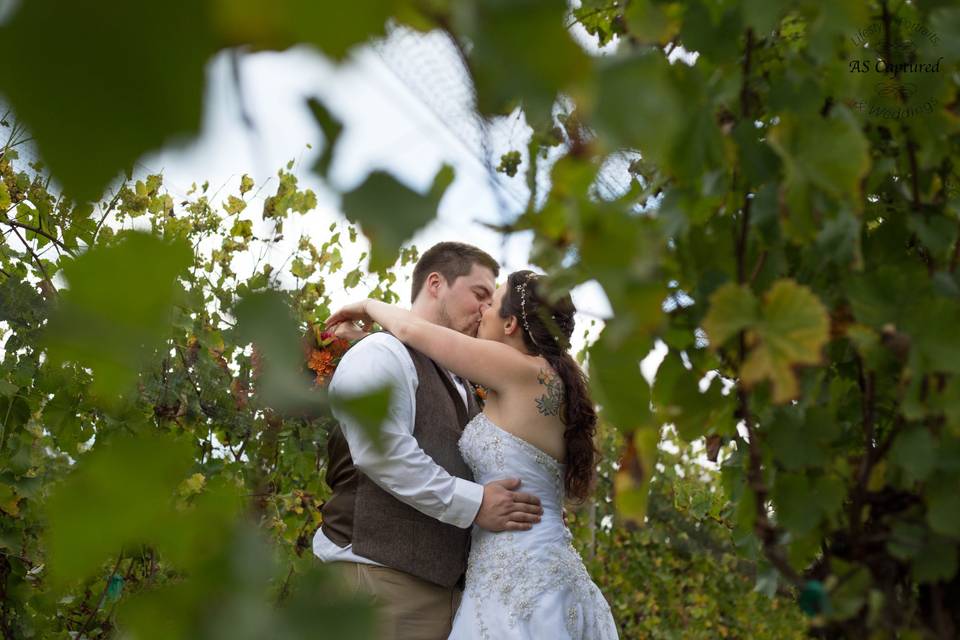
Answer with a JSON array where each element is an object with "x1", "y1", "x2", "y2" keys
[
  {"x1": 0, "y1": 394, "x2": 30, "y2": 436},
  {"x1": 224, "y1": 195, "x2": 247, "y2": 215},
  {"x1": 44, "y1": 392, "x2": 86, "y2": 454},
  {"x1": 887, "y1": 520, "x2": 926, "y2": 561},
  {"x1": 773, "y1": 474, "x2": 820, "y2": 534},
  {"x1": 0, "y1": 483, "x2": 20, "y2": 517},
  {"x1": 773, "y1": 473, "x2": 842, "y2": 535},
  {"x1": 341, "y1": 165, "x2": 454, "y2": 273},
  {"x1": 890, "y1": 428, "x2": 938, "y2": 484},
  {"x1": 290, "y1": 257, "x2": 315, "y2": 279},
  {"x1": 766, "y1": 406, "x2": 830, "y2": 471},
  {"x1": 912, "y1": 535, "x2": 959, "y2": 584},
  {"x1": 0, "y1": 0, "x2": 219, "y2": 201},
  {"x1": 733, "y1": 120, "x2": 782, "y2": 188},
  {"x1": 926, "y1": 479, "x2": 960, "y2": 538},
  {"x1": 573, "y1": 0, "x2": 624, "y2": 46},
  {"x1": 929, "y1": 8, "x2": 960, "y2": 63},
  {"x1": 678, "y1": 0, "x2": 741, "y2": 64},
  {"x1": 767, "y1": 110, "x2": 870, "y2": 235},
  {"x1": 652, "y1": 351, "x2": 734, "y2": 442}
]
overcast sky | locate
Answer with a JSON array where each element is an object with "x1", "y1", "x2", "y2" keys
[
  {"x1": 138, "y1": 33, "x2": 628, "y2": 357},
  {"x1": 4, "y1": 25, "x2": 670, "y2": 378}
]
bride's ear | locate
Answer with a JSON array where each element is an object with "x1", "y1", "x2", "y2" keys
[{"x1": 503, "y1": 315, "x2": 520, "y2": 336}]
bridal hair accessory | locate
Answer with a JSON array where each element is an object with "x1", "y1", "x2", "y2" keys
[
  {"x1": 515, "y1": 274, "x2": 560, "y2": 349},
  {"x1": 515, "y1": 274, "x2": 539, "y2": 347}
]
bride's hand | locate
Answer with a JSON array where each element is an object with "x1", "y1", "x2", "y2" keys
[
  {"x1": 325, "y1": 300, "x2": 375, "y2": 332},
  {"x1": 331, "y1": 320, "x2": 368, "y2": 341}
]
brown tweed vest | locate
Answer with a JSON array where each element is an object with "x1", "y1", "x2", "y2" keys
[{"x1": 320, "y1": 338, "x2": 480, "y2": 588}]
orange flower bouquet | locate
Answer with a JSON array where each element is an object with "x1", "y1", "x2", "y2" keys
[{"x1": 304, "y1": 325, "x2": 354, "y2": 387}]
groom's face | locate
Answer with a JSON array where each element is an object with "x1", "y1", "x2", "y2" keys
[{"x1": 437, "y1": 263, "x2": 496, "y2": 337}]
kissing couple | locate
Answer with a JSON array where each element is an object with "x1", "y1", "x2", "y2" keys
[{"x1": 313, "y1": 241, "x2": 618, "y2": 639}]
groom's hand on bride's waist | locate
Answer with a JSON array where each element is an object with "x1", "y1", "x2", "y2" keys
[{"x1": 474, "y1": 478, "x2": 544, "y2": 532}]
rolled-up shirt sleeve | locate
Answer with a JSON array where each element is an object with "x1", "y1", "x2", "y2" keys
[{"x1": 328, "y1": 333, "x2": 483, "y2": 528}]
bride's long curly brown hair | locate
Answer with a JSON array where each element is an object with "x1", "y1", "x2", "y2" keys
[{"x1": 499, "y1": 270, "x2": 598, "y2": 503}]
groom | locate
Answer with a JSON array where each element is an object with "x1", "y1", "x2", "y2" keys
[{"x1": 314, "y1": 241, "x2": 544, "y2": 640}]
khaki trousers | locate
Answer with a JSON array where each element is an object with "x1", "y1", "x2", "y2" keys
[{"x1": 335, "y1": 561, "x2": 462, "y2": 640}]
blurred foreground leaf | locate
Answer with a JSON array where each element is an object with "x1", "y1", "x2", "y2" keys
[
  {"x1": 44, "y1": 433, "x2": 194, "y2": 587},
  {"x1": 330, "y1": 385, "x2": 392, "y2": 453},
  {"x1": 211, "y1": 0, "x2": 393, "y2": 60},
  {"x1": 614, "y1": 428, "x2": 659, "y2": 524},
  {"x1": 118, "y1": 523, "x2": 376, "y2": 640},
  {"x1": 342, "y1": 165, "x2": 454, "y2": 272},
  {"x1": 457, "y1": 0, "x2": 589, "y2": 124},
  {"x1": 42, "y1": 232, "x2": 193, "y2": 401},
  {"x1": 234, "y1": 290, "x2": 325, "y2": 414},
  {"x1": 0, "y1": 0, "x2": 219, "y2": 200}
]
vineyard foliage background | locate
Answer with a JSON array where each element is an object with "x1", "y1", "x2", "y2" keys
[{"x1": 1, "y1": 0, "x2": 960, "y2": 638}]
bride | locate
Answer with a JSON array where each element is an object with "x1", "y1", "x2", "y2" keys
[{"x1": 326, "y1": 270, "x2": 619, "y2": 640}]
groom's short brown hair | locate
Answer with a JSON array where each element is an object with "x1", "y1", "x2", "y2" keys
[{"x1": 411, "y1": 242, "x2": 499, "y2": 302}]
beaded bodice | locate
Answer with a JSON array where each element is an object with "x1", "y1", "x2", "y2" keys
[{"x1": 457, "y1": 413, "x2": 607, "y2": 637}]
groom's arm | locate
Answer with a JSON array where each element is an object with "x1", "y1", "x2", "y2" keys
[{"x1": 329, "y1": 333, "x2": 484, "y2": 528}]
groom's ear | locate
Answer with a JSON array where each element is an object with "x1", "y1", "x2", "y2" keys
[{"x1": 425, "y1": 271, "x2": 443, "y2": 298}]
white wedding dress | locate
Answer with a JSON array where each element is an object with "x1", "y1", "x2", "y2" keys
[{"x1": 449, "y1": 413, "x2": 619, "y2": 640}]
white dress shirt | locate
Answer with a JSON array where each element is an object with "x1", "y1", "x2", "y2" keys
[{"x1": 312, "y1": 332, "x2": 485, "y2": 565}]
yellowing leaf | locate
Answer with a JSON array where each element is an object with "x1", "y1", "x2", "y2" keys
[
  {"x1": 0, "y1": 484, "x2": 20, "y2": 517},
  {"x1": 229, "y1": 218, "x2": 254, "y2": 240},
  {"x1": 741, "y1": 280, "x2": 829, "y2": 403},
  {"x1": 704, "y1": 279, "x2": 828, "y2": 403},
  {"x1": 239, "y1": 174, "x2": 254, "y2": 195},
  {"x1": 702, "y1": 283, "x2": 759, "y2": 348},
  {"x1": 179, "y1": 473, "x2": 206, "y2": 497},
  {"x1": 224, "y1": 195, "x2": 247, "y2": 215}
]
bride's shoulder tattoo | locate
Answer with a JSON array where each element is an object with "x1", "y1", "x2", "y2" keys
[{"x1": 535, "y1": 369, "x2": 562, "y2": 416}]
